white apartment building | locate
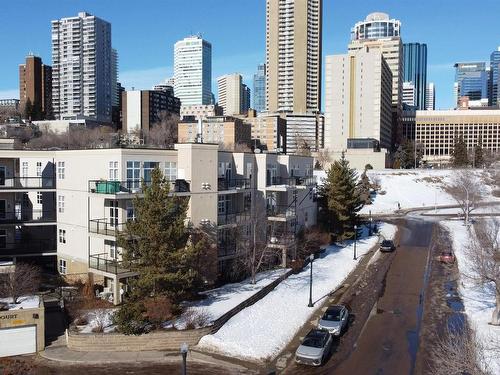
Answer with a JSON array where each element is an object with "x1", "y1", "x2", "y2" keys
[
  {"x1": 174, "y1": 36, "x2": 212, "y2": 106},
  {"x1": 402, "y1": 81, "x2": 416, "y2": 107},
  {"x1": 324, "y1": 47, "x2": 393, "y2": 151},
  {"x1": 284, "y1": 113, "x2": 324, "y2": 154},
  {"x1": 51, "y1": 12, "x2": 113, "y2": 123},
  {"x1": 266, "y1": 0, "x2": 322, "y2": 113},
  {"x1": 0, "y1": 145, "x2": 316, "y2": 304},
  {"x1": 217, "y1": 73, "x2": 243, "y2": 116},
  {"x1": 425, "y1": 82, "x2": 436, "y2": 110},
  {"x1": 180, "y1": 104, "x2": 222, "y2": 120}
]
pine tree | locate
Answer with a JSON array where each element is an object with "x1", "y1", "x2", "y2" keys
[
  {"x1": 474, "y1": 136, "x2": 484, "y2": 168},
  {"x1": 320, "y1": 154, "x2": 363, "y2": 241},
  {"x1": 24, "y1": 98, "x2": 33, "y2": 121},
  {"x1": 358, "y1": 169, "x2": 372, "y2": 205},
  {"x1": 451, "y1": 134, "x2": 469, "y2": 167}
]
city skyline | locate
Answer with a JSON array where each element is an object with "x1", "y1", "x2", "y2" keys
[{"x1": 1, "y1": 0, "x2": 500, "y2": 110}]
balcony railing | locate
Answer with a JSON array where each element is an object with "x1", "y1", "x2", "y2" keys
[
  {"x1": 0, "y1": 177, "x2": 56, "y2": 190},
  {"x1": 217, "y1": 211, "x2": 251, "y2": 226},
  {"x1": 266, "y1": 176, "x2": 316, "y2": 187},
  {"x1": 0, "y1": 239, "x2": 57, "y2": 256},
  {"x1": 89, "y1": 219, "x2": 126, "y2": 236},
  {"x1": 0, "y1": 209, "x2": 56, "y2": 224},
  {"x1": 88, "y1": 253, "x2": 130, "y2": 275},
  {"x1": 88, "y1": 179, "x2": 190, "y2": 194},
  {"x1": 218, "y1": 178, "x2": 251, "y2": 191},
  {"x1": 267, "y1": 205, "x2": 296, "y2": 218}
]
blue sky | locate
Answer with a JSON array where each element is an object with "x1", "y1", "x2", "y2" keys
[{"x1": 1, "y1": 0, "x2": 499, "y2": 109}]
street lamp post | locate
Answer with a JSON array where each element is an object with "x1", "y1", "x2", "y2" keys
[
  {"x1": 180, "y1": 343, "x2": 188, "y2": 375},
  {"x1": 369, "y1": 217, "x2": 373, "y2": 236},
  {"x1": 353, "y1": 225, "x2": 358, "y2": 260},
  {"x1": 308, "y1": 254, "x2": 314, "y2": 307}
]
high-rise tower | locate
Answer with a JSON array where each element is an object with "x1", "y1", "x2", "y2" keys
[{"x1": 403, "y1": 43, "x2": 427, "y2": 110}]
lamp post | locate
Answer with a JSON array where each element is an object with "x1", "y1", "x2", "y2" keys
[
  {"x1": 308, "y1": 254, "x2": 314, "y2": 307},
  {"x1": 353, "y1": 225, "x2": 358, "y2": 260},
  {"x1": 369, "y1": 217, "x2": 373, "y2": 236},
  {"x1": 180, "y1": 343, "x2": 188, "y2": 375}
]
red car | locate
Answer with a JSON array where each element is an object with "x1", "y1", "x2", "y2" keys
[{"x1": 439, "y1": 251, "x2": 455, "y2": 264}]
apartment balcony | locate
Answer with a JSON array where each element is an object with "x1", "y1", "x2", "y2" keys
[
  {"x1": 0, "y1": 239, "x2": 57, "y2": 258},
  {"x1": 88, "y1": 179, "x2": 190, "y2": 198},
  {"x1": 0, "y1": 177, "x2": 56, "y2": 192},
  {"x1": 0, "y1": 209, "x2": 56, "y2": 225},
  {"x1": 267, "y1": 205, "x2": 296, "y2": 221},
  {"x1": 89, "y1": 219, "x2": 126, "y2": 237},
  {"x1": 217, "y1": 178, "x2": 251, "y2": 192},
  {"x1": 266, "y1": 176, "x2": 316, "y2": 191},
  {"x1": 217, "y1": 211, "x2": 251, "y2": 227},
  {"x1": 88, "y1": 253, "x2": 136, "y2": 277},
  {"x1": 267, "y1": 232, "x2": 296, "y2": 250}
]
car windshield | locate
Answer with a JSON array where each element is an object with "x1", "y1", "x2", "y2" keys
[
  {"x1": 302, "y1": 337, "x2": 324, "y2": 348},
  {"x1": 323, "y1": 309, "x2": 342, "y2": 321},
  {"x1": 382, "y1": 240, "x2": 392, "y2": 246}
]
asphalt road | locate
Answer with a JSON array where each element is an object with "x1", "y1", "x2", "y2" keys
[{"x1": 286, "y1": 218, "x2": 435, "y2": 375}]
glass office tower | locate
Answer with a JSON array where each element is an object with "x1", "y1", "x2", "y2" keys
[
  {"x1": 253, "y1": 63, "x2": 266, "y2": 113},
  {"x1": 403, "y1": 43, "x2": 427, "y2": 110},
  {"x1": 454, "y1": 62, "x2": 488, "y2": 106}
]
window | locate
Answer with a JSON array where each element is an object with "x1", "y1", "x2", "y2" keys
[
  {"x1": 108, "y1": 200, "x2": 118, "y2": 227},
  {"x1": 109, "y1": 161, "x2": 118, "y2": 181},
  {"x1": 36, "y1": 162, "x2": 42, "y2": 177},
  {"x1": 58, "y1": 195, "x2": 64, "y2": 213},
  {"x1": 164, "y1": 162, "x2": 177, "y2": 181},
  {"x1": 106, "y1": 240, "x2": 118, "y2": 259},
  {"x1": 37, "y1": 192, "x2": 43, "y2": 204},
  {"x1": 59, "y1": 259, "x2": 67, "y2": 274},
  {"x1": 21, "y1": 162, "x2": 28, "y2": 178},
  {"x1": 126, "y1": 201, "x2": 135, "y2": 221},
  {"x1": 0, "y1": 229, "x2": 6, "y2": 248},
  {"x1": 58, "y1": 229, "x2": 66, "y2": 244},
  {"x1": 126, "y1": 161, "x2": 140, "y2": 190},
  {"x1": 143, "y1": 162, "x2": 159, "y2": 184},
  {"x1": 57, "y1": 161, "x2": 65, "y2": 179}
]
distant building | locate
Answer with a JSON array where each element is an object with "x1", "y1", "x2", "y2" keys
[
  {"x1": 180, "y1": 104, "x2": 223, "y2": 120},
  {"x1": 416, "y1": 109, "x2": 500, "y2": 164},
  {"x1": 402, "y1": 82, "x2": 416, "y2": 108},
  {"x1": 217, "y1": 73, "x2": 246, "y2": 116},
  {"x1": 244, "y1": 112, "x2": 286, "y2": 152},
  {"x1": 454, "y1": 62, "x2": 489, "y2": 108},
  {"x1": 324, "y1": 47, "x2": 393, "y2": 152},
  {"x1": 241, "y1": 84, "x2": 251, "y2": 114},
  {"x1": 0, "y1": 99, "x2": 20, "y2": 111},
  {"x1": 253, "y1": 64, "x2": 266, "y2": 113},
  {"x1": 425, "y1": 82, "x2": 436, "y2": 110},
  {"x1": 266, "y1": 0, "x2": 322, "y2": 113},
  {"x1": 111, "y1": 49, "x2": 119, "y2": 108},
  {"x1": 402, "y1": 106, "x2": 416, "y2": 141},
  {"x1": 489, "y1": 48, "x2": 500, "y2": 107},
  {"x1": 51, "y1": 12, "x2": 113, "y2": 123},
  {"x1": 153, "y1": 82, "x2": 174, "y2": 94},
  {"x1": 122, "y1": 89, "x2": 181, "y2": 134},
  {"x1": 351, "y1": 12, "x2": 401, "y2": 40},
  {"x1": 403, "y1": 43, "x2": 427, "y2": 110},
  {"x1": 19, "y1": 54, "x2": 52, "y2": 119},
  {"x1": 283, "y1": 113, "x2": 324, "y2": 154},
  {"x1": 178, "y1": 116, "x2": 251, "y2": 147},
  {"x1": 174, "y1": 36, "x2": 212, "y2": 106}
]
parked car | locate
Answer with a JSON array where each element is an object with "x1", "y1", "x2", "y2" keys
[
  {"x1": 380, "y1": 239, "x2": 396, "y2": 252},
  {"x1": 439, "y1": 251, "x2": 455, "y2": 264},
  {"x1": 317, "y1": 305, "x2": 349, "y2": 336},
  {"x1": 295, "y1": 329, "x2": 333, "y2": 366}
]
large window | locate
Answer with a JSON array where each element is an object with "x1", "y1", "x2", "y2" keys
[
  {"x1": 0, "y1": 229, "x2": 6, "y2": 248},
  {"x1": 58, "y1": 229, "x2": 66, "y2": 244},
  {"x1": 126, "y1": 201, "x2": 135, "y2": 222},
  {"x1": 21, "y1": 162, "x2": 28, "y2": 179},
  {"x1": 108, "y1": 161, "x2": 118, "y2": 181},
  {"x1": 108, "y1": 200, "x2": 118, "y2": 227},
  {"x1": 36, "y1": 162, "x2": 42, "y2": 177},
  {"x1": 37, "y1": 192, "x2": 43, "y2": 204},
  {"x1": 105, "y1": 240, "x2": 118, "y2": 259},
  {"x1": 58, "y1": 195, "x2": 64, "y2": 213},
  {"x1": 143, "y1": 162, "x2": 159, "y2": 184},
  {"x1": 164, "y1": 162, "x2": 177, "y2": 181},
  {"x1": 59, "y1": 259, "x2": 67, "y2": 274},
  {"x1": 57, "y1": 161, "x2": 65, "y2": 179},
  {"x1": 126, "y1": 161, "x2": 140, "y2": 190}
]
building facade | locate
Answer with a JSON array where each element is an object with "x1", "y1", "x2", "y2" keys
[
  {"x1": 283, "y1": 113, "x2": 324, "y2": 154},
  {"x1": 51, "y1": 12, "x2": 113, "y2": 123},
  {"x1": 174, "y1": 36, "x2": 212, "y2": 106},
  {"x1": 454, "y1": 62, "x2": 489, "y2": 107},
  {"x1": 217, "y1": 73, "x2": 244, "y2": 116},
  {"x1": 425, "y1": 82, "x2": 436, "y2": 110},
  {"x1": 241, "y1": 84, "x2": 251, "y2": 114},
  {"x1": 0, "y1": 99, "x2": 20, "y2": 111},
  {"x1": 121, "y1": 89, "x2": 181, "y2": 134},
  {"x1": 244, "y1": 113, "x2": 287, "y2": 153},
  {"x1": 324, "y1": 47, "x2": 393, "y2": 151},
  {"x1": 403, "y1": 43, "x2": 427, "y2": 110},
  {"x1": 253, "y1": 64, "x2": 266, "y2": 113},
  {"x1": 351, "y1": 12, "x2": 401, "y2": 40},
  {"x1": 178, "y1": 116, "x2": 251, "y2": 147},
  {"x1": 489, "y1": 48, "x2": 500, "y2": 107},
  {"x1": 180, "y1": 104, "x2": 223, "y2": 120},
  {"x1": 416, "y1": 109, "x2": 500, "y2": 163},
  {"x1": 265, "y1": 0, "x2": 322, "y2": 113},
  {"x1": 402, "y1": 82, "x2": 416, "y2": 108},
  {"x1": 19, "y1": 54, "x2": 52, "y2": 119}
]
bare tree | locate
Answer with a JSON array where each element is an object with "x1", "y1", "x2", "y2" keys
[
  {"x1": 25, "y1": 126, "x2": 116, "y2": 150},
  {"x1": 294, "y1": 133, "x2": 312, "y2": 156},
  {"x1": 315, "y1": 148, "x2": 332, "y2": 170},
  {"x1": 144, "y1": 111, "x2": 179, "y2": 148},
  {"x1": 446, "y1": 171, "x2": 487, "y2": 224},
  {"x1": 464, "y1": 219, "x2": 500, "y2": 325},
  {"x1": 370, "y1": 175, "x2": 382, "y2": 192},
  {"x1": 0, "y1": 263, "x2": 41, "y2": 304},
  {"x1": 429, "y1": 324, "x2": 491, "y2": 375}
]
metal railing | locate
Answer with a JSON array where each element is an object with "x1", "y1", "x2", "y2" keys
[
  {"x1": 267, "y1": 205, "x2": 296, "y2": 218},
  {"x1": 0, "y1": 209, "x2": 56, "y2": 223},
  {"x1": 0, "y1": 177, "x2": 56, "y2": 190},
  {"x1": 217, "y1": 211, "x2": 251, "y2": 226},
  {"x1": 266, "y1": 176, "x2": 316, "y2": 187},
  {"x1": 88, "y1": 179, "x2": 190, "y2": 194},
  {"x1": 0, "y1": 239, "x2": 57, "y2": 256},
  {"x1": 218, "y1": 178, "x2": 251, "y2": 191},
  {"x1": 88, "y1": 253, "x2": 130, "y2": 275},
  {"x1": 89, "y1": 219, "x2": 127, "y2": 236}
]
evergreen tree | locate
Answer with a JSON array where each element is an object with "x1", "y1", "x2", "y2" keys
[
  {"x1": 319, "y1": 154, "x2": 362, "y2": 241},
  {"x1": 450, "y1": 134, "x2": 469, "y2": 167},
  {"x1": 358, "y1": 169, "x2": 372, "y2": 205},
  {"x1": 474, "y1": 136, "x2": 484, "y2": 168},
  {"x1": 24, "y1": 98, "x2": 33, "y2": 121},
  {"x1": 394, "y1": 140, "x2": 422, "y2": 169}
]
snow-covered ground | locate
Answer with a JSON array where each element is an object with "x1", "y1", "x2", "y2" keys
[
  {"x1": 314, "y1": 169, "x2": 499, "y2": 215},
  {"x1": 0, "y1": 295, "x2": 39, "y2": 310},
  {"x1": 79, "y1": 308, "x2": 117, "y2": 334},
  {"x1": 197, "y1": 223, "x2": 397, "y2": 362},
  {"x1": 174, "y1": 268, "x2": 290, "y2": 329},
  {"x1": 442, "y1": 220, "x2": 500, "y2": 374}
]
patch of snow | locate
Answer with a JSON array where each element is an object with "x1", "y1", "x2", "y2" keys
[
  {"x1": 442, "y1": 220, "x2": 500, "y2": 374},
  {"x1": 197, "y1": 223, "x2": 397, "y2": 361},
  {"x1": 0, "y1": 295, "x2": 39, "y2": 310},
  {"x1": 79, "y1": 308, "x2": 117, "y2": 334}
]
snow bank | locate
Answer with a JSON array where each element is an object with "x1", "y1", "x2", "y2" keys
[
  {"x1": 79, "y1": 308, "x2": 117, "y2": 334},
  {"x1": 0, "y1": 295, "x2": 39, "y2": 310},
  {"x1": 442, "y1": 220, "x2": 500, "y2": 374},
  {"x1": 197, "y1": 223, "x2": 397, "y2": 361}
]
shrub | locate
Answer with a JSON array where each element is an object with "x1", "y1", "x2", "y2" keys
[
  {"x1": 182, "y1": 308, "x2": 212, "y2": 330},
  {"x1": 143, "y1": 296, "x2": 173, "y2": 329},
  {"x1": 114, "y1": 301, "x2": 147, "y2": 335}
]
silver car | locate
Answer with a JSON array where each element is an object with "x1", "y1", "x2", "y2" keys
[
  {"x1": 295, "y1": 329, "x2": 332, "y2": 366},
  {"x1": 318, "y1": 305, "x2": 349, "y2": 336}
]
